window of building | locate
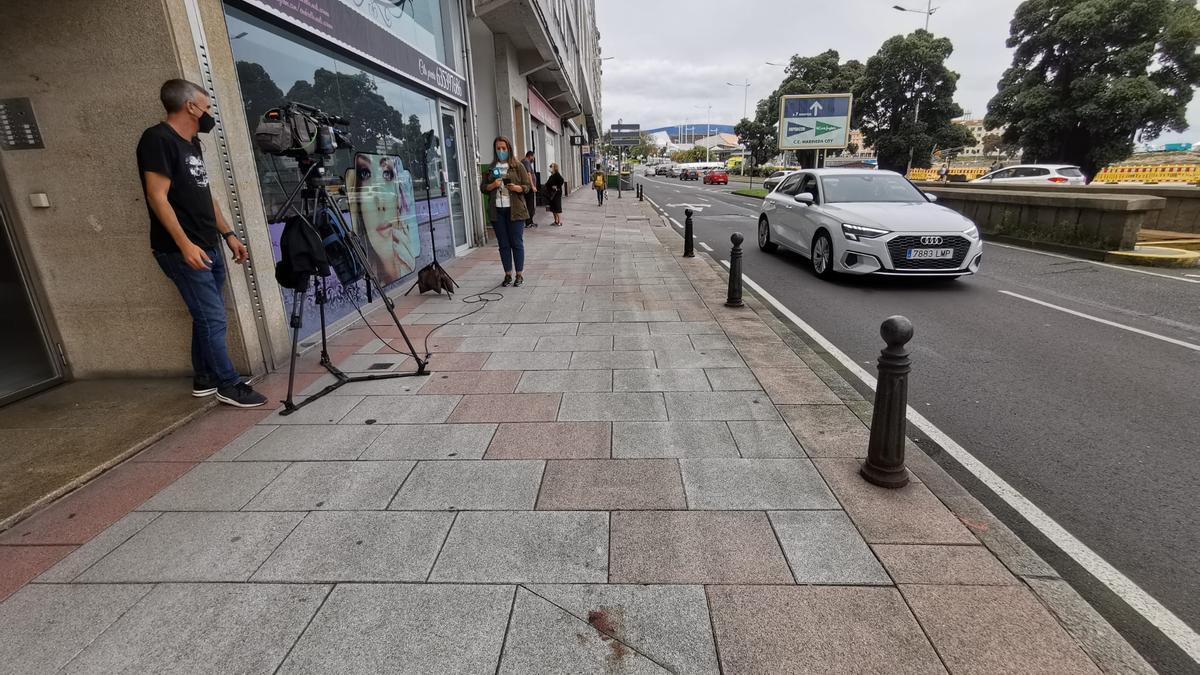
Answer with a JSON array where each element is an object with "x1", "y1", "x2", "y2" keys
[
  {"x1": 343, "y1": 0, "x2": 451, "y2": 65},
  {"x1": 225, "y1": 5, "x2": 456, "y2": 333}
]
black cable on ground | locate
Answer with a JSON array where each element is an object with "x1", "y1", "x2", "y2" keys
[{"x1": 349, "y1": 283, "x2": 506, "y2": 360}]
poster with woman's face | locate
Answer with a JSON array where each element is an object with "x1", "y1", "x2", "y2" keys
[{"x1": 348, "y1": 153, "x2": 421, "y2": 285}]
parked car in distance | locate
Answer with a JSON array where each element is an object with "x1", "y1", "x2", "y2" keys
[
  {"x1": 656, "y1": 165, "x2": 673, "y2": 176},
  {"x1": 763, "y1": 169, "x2": 798, "y2": 192},
  {"x1": 680, "y1": 168, "x2": 701, "y2": 181},
  {"x1": 703, "y1": 169, "x2": 729, "y2": 185},
  {"x1": 973, "y1": 164, "x2": 1086, "y2": 186},
  {"x1": 643, "y1": 166, "x2": 655, "y2": 176},
  {"x1": 757, "y1": 169, "x2": 983, "y2": 280},
  {"x1": 668, "y1": 165, "x2": 682, "y2": 177}
]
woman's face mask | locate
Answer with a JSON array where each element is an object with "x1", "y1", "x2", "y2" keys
[{"x1": 496, "y1": 148, "x2": 510, "y2": 161}]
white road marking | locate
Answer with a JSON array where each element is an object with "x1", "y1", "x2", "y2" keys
[
  {"x1": 722, "y1": 261, "x2": 1200, "y2": 662},
  {"x1": 1186, "y1": 274, "x2": 1200, "y2": 279},
  {"x1": 985, "y1": 241, "x2": 1200, "y2": 284},
  {"x1": 698, "y1": 242, "x2": 714, "y2": 252},
  {"x1": 666, "y1": 203, "x2": 711, "y2": 211},
  {"x1": 999, "y1": 290, "x2": 1200, "y2": 353},
  {"x1": 669, "y1": 218, "x2": 683, "y2": 229}
]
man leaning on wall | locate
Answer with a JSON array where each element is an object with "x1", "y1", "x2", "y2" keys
[{"x1": 136, "y1": 79, "x2": 267, "y2": 408}]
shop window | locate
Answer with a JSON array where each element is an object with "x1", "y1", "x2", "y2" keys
[{"x1": 225, "y1": 6, "x2": 456, "y2": 335}]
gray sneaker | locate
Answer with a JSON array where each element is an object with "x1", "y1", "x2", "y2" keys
[{"x1": 216, "y1": 382, "x2": 268, "y2": 408}]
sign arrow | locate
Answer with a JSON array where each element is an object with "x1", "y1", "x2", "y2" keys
[
  {"x1": 787, "y1": 122, "x2": 814, "y2": 135},
  {"x1": 815, "y1": 120, "x2": 841, "y2": 136},
  {"x1": 809, "y1": 100, "x2": 823, "y2": 115}
]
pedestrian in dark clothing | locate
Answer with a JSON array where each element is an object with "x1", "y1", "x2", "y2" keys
[
  {"x1": 545, "y1": 163, "x2": 565, "y2": 226},
  {"x1": 138, "y1": 78, "x2": 266, "y2": 408},
  {"x1": 480, "y1": 136, "x2": 533, "y2": 287},
  {"x1": 593, "y1": 165, "x2": 606, "y2": 205},
  {"x1": 522, "y1": 150, "x2": 538, "y2": 228}
]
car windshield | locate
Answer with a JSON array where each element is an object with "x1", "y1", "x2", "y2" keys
[{"x1": 821, "y1": 174, "x2": 926, "y2": 203}]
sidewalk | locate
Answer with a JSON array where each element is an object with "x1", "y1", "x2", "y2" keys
[{"x1": 0, "y1": 189, "x2": 1148, "y2": 673}]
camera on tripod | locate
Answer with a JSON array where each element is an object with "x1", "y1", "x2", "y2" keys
[{"x1": 254, "y1": 101, "x2": 350, "y2": 161}]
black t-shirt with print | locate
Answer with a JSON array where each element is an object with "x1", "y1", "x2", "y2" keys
[{"x1": 137, "y1": 122, "x2": 218, "y2": 252}]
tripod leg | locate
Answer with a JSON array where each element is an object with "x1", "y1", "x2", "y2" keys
[
  {"x1": 281, "y1": 286, "x2": 307, "y2": 413},
  {"x1": 316, "y1": 274, "x2": 332, "y2": 368}
]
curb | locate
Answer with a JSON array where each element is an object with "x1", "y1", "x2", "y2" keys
[{"x1": 637, "y1": 197, "x2": 1155, "y2": 674}]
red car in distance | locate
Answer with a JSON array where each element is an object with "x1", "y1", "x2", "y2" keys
[{"x1": 703, "y1": 169, "x2": 729, "y2": 185}]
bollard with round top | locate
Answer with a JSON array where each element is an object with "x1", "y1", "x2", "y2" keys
[
  {"x1": 860, "y1": 315, "x2": 913, "y2": 488},
  {"x1": 683, "y1": 209, "x2": 695, "y2": 257},
  {"x1": 725, "y1": 232, "x2": 744, "y2": 307}
]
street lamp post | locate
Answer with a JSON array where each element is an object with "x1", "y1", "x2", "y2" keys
[
  {"x1": 728, "y1": 80, "x2": 751, "y2": 175},
  {"x1": 695, "y1": 104, "x2": 712, "y2": 161},
  {"x1": 893, "y1": 1, "x2": 938, "y2": 175}
]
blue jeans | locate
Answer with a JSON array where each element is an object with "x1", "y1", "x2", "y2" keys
[
  {"x1": 492, "y1": 207, "x2": 525, "y2": 273},
  {"x1": 153, "y1": 247, "x2": 240, "y2": 388}
]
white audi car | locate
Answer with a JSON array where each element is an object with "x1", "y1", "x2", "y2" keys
[{"x1": 757, "y1": 169, "x2": 983, "y2": 279}]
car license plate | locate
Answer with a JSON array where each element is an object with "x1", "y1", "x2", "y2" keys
[{"x1": 906, "y1": 248, "x2": 953, "y2": 260}]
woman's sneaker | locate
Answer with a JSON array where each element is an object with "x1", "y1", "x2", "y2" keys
[
  {"x1": 192, "y1": 376, "x2": 218, "y2": 397},
  {"x1": 216, "y1": 382, "x2": 268, "y2": 408}
]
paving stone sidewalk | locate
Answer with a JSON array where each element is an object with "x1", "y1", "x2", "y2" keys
[{"x1": 0, "y1": 190, "x2": 1150, "y2": 673}]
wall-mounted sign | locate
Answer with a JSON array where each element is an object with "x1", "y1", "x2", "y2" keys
[
  {"x1": 241, "y1": 0, "x2": 467, "y2": 104},
  {"x1": 570, "y1": 135, "x2": 585, "y2": 146},
  {"x1": 527, "y1": 87, "x2": 561, "y2": 134},
  {"x1": 0, "y1": 98, "x2": 44, "y2": 150}
]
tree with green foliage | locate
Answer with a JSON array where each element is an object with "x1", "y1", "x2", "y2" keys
[
  {"x1": 981, "y1": 133, "x2": 1002, "y2": 159},
  {"x1": 670, "y1": 146, "x2": 708, "y2": 163},
  {"x1": 985, "y1": 0, "x2": 1200, "y2": 177},
  {"x1": 845, "y1": 141, "x2": 860, "y2": 156},
  {"x1": 852, "y1": 31, "x2": 975, "y2": 173},
  {"x1": 735, "y1": 118, "x2": 776, "y2": 170}
]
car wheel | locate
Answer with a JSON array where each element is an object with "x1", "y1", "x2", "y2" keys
[
  {"x1": 811, "y1": 231, "x2": 835, "y2": 279},
  {"x1": 758, "y1": 217, "x2": 778, "y2": 252}
]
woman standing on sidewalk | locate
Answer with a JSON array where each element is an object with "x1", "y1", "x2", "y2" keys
[
  {"x1": 544, "y1": 163, "x2": 565, "y2": 226},
  {"x1": 480, "y1": 136, "x2": 532, "y2": 287}
]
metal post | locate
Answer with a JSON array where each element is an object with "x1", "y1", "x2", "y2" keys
[
  {"x1": 618, "y1": 148, "x2": 623, "y2": 199},
  {"x1": 683, "y1": 208, "x2": 695, "y2": 257},
  {"x1": 725, "y1": 233, "x2": 744, "y2": 307},
  {"x1": 860, "y1": 316, "x2": 914, "y2": 488}
]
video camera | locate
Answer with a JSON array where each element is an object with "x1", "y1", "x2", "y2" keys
[{"x1": 254, "y1": 101, "x2": 351, "y2": 160}]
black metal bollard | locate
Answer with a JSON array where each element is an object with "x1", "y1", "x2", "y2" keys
[
  {"x1": 638, "y1": 183, "x2": 643, "y2": 201},
  {"x1": 725, "y1": 233, "x2": 744, "y2": 307},
  {"x1": 683, "y1": 209, "x2": 695, "y2": 257},
  {"x1": 860, "y1": 316, "x2": 913, "y2": 488}
]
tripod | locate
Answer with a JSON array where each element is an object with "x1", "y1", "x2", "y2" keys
[
  {"x1": 275, "y1": 157, "x2": 429, "y2": 416},
  {"x1": 405, "y1": 134, "x2": 459, "y2": 296}
]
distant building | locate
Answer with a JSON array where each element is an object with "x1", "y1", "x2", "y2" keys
[
  {"x1": 848, "y1": 129, "x2": 873, "y2": 157},
  {"x1": 954, "y1": 118, "x2": 1008, "y2": 158}
]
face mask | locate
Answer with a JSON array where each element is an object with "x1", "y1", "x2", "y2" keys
[
  {"x1": 497, "y1": 149, "x2": 509, "y2": 161},
  {"x1": 192, "y1": 102, "x2": 216, "y2": 134}
]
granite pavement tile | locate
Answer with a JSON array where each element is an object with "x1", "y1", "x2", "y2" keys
[
  {"x1": 62, "y1": 583, "x2": 329, "y2": 675},
  {"x1": 231, "y1": 425, "x2": 384, "y2": 461},
  {"x1": 278, "y1": 584, "x2": 512, "y2": 673},
  {"x1": 35, "y1": 512, "x2": 161, "y2": 583},
  {"x1": 485, "y1": 422, "x2": 611, "y2": 459},
  {"x1": 417, "y1": 370, "x2": 521, "y2": 394},
  {"x1": 448, "y1": 393, "x2": 562, "y2": 423},
  {"x1": 615, "y1": 310, "x2": 679, "y2": 322},
  {"x1": 424, "y1": 351, "x2": 491, "y2": 370},
  {"x1": 569, "y1": 350, "x2": 655, "y2": 370},
  {"x1": 430, "y1": 511, "x2": 608, "y2": 583},
  {"x1": 814, "y1": 458, "x2": 978, "y2": 544},
  {"x1": 727, "y1": 420, "x2": 805, "y2": 458},
  {"x1": 753, "y1": 367, "x2": 842, "y2": 404},
  {"x1": 390, "y1": 460, "x2": 545, "y2": 510},
  {"x1": 681, "y1": 459, "x2": 838, "y2": 509},
  {"x1": 0, "y1": 583, "x2": 153, "y2": 673},
  {"x1": 703, "y1": 368, "x2": 762, "y2": 391},
  {"x1": 504, "y1": 322, "x2": 579, "y2": 336},
  {"x1": 609, "y1": 511, "x2": 791, "y2": 584},
  {"x1": 136, "y1": 462, "x2": 289, "y2": 511},
  {"x1": 260, "y1": 395, "x2": 364, "y2": 425},
  {"x1": 707, "y1": 585, "x2": 945, "y2": 674},
  {"x1": 76, "y1": 512, "x2": 303, "y2": 583},
  {"x1": 361, "y1": 423, "x2": 496, "y2": 459},
  {"x1": 665, "y1": 391, "x2": 780, "y2": 421},
  {"x1": 648, "y1": 321, "x2": 722, "y2": 335},
  {"x1": 0, "y1": 546, "x2": 75, "y2": 602},
  {"x1": 516, "y1": 369, "x2": 613, "y2": 393},
  {"x1": 653, "y1": 348, "x2": 745, "y2": 369},
  {"x1": 457, "y1": 336, "x2": 539, "y2": 352},
  {"x1": 537, "y1": 459, "x2": 685, "y2": 510},
  {"x1": 613, "y1": 335, "x2": 687, "y2": 351},
  {"x1": 688, "y1": 334, "x2": 734, "y2": 350},
  {"x1": 613, "y1": 368, "x2": 711, "y2": 392},
  {"x1": 483, "y1": 351, "x2": 572, "y2": 370},
  {"x1": 770, "y1": 510, "x2": 890, "y2": 584},
  {"x1": 251, "y1": 511, "x2": 453, "y2": 582},
  {"x1": 577, "y1": 321, "x2": 649, "y2": 335},
  {"x1": 874, "y1": 545, "x2": 1018, "y2": 586},
  {"x1": 535, "y1": 335, "x2": 614, "y2": 351},
  {"x1": 780, "y1": 404, "x2": 871, "y2": 457},
  {"x1": 612, "y1": 421, "x2": 737, "y2": 458},
  {"x1": 243, "y1": 461, "x2": 414, "y2": 511},
  {"x1": 900, "y1": 584, "x2": 1100, "y2": 674},
  {"x1": 206, "y1": 424, "x2": 277, "y2": 461},
  {"x1": 558, "y1": 393, "x2": 667, "y2": 421},
  {"x1": 340, "y1": 394, "x2": 462, "y2": 424}
]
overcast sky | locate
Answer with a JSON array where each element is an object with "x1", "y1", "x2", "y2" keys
[{"x1": 595, "y1": 0, "x2": 1197, "y2": 144}]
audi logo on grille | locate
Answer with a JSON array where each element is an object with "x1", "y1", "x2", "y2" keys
[{"x1": 920, "y1": 236, "x2": 944, "y2": 245}]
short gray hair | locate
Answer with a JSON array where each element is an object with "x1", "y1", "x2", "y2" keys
[{"x1": 159, "y1": 79, "x2": 206, "y2": 113}]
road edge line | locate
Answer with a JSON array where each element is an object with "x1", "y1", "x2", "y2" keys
[
  {"x1": 725, "y1": 262, "x2": 1200, "y2": 663},
  {"x1": 999, "y1": 290, "x2": 1200, "y2": 352}
]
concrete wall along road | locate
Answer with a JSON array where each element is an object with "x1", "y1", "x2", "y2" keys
[
  {"x1": 922, "y1": 186, "x2": 1165, "y2": 253},
  {"x1": 918, "y1": 181, "x2": 1200, "y2": 235}
]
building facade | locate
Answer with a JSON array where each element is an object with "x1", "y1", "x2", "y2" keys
[{"x1": 0, "y1": 0, "x2": 600, "y2": 406}]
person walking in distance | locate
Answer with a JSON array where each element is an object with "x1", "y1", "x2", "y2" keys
[
  {"x1": 593, "y1": 164, "x2": 606, "y2": 205},
  {"x1": 137, "y1": 79, "x2": 267, "y2": 408},
  {"x1": 521, "y1": 150, "x2": 538, "y2": 228},
  {"x1": 480, "y1": 136, "x2": 533, "y2": 287},
  {"x1": 544, "y1": 163, "x2": 565, "y2": 226}
]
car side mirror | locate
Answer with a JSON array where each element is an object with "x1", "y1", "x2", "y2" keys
[
  {"x1": 924, "y1": 193, "x2": 939, "y2": 203},
  {"x1": 794, "y1": 192, "x2": 814, "y2": 205}
]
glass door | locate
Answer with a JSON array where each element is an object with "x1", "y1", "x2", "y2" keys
[
  {"x1": 0, "y1": 205, "x2": 61, "y2": 405},
  {"x1": 439, "y1": 105, "x2": 470, "y2": 252}
]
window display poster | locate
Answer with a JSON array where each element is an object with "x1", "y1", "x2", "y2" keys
[{"x1": 346, "y1": 152, "x2": 421, "y2": 286}]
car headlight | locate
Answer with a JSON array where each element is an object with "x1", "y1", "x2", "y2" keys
[
  {"x1": 842, "y1": 223, "x2": 890, "y2": 241},
  {"x1": 962, "y1": 225, "x2": 980, "y2": 240}
]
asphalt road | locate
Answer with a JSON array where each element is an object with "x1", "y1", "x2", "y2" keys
[{"x1": 634, "y1": 173, "x2": 1200, "y2": 671}]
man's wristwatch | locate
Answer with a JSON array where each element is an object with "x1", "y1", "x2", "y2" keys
[{"x1": 221, "y1": 231, "x2": 239, "y2": 242}]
